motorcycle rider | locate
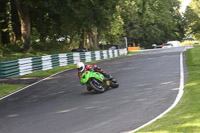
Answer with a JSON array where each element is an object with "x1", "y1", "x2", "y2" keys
[{"x1": 77, "y1": 62, "x2": 107, "y2": 91}]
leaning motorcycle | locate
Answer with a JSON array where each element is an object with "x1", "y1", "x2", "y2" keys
[{"x1": 80, "y1": 68, "x2": 119, "y2": 93}]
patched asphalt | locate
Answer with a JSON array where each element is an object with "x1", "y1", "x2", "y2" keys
[
  {"x1": 0, "y1": 77, "x2": 44, "y2": 85},
  {"x1": 0, "y1": 47, "x2": 187, "y2": 133}
]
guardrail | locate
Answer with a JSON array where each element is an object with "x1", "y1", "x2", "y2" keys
[{"x1": 0, "y1": 49, "x2": 127, "y2": 78}]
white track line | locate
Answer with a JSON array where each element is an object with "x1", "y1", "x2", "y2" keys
[
  {"x1": 122, "y1": 47, "x2": 187, "y2": 133},
  {"x1": 0, "y1": 68, "x2": 75, "y2": 101}
]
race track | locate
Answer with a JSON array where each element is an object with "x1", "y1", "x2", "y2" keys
[{"x1": 0, "y1": 47, "x2": 187, "y2": 133}]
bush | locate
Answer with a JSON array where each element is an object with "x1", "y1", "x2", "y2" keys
[{"x1": 180, "y1": 40, "x2": 200, "y2": 46}]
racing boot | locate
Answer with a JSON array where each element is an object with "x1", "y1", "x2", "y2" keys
[{"x1": 87, "y1": 87, "x2": 92, "y2": 91}]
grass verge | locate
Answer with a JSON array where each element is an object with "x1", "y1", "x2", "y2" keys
[
  {"x1": 0, "y1": 84, "x2": 24, "y2": 98},
  {"x1": 0, "y1": 51, "x2": 140, "y2": 98},
  {"x1": 0, "y1": 52, "x2": 49, "y2": 62},
  {"x1": 128, "y1": 51, "x2": 141, "y2": 55},
  {"x1": 136, "y1": 45, "x2": 200, "y2": 133},
  {"x1": 0, "y1": 50, "x2": 72, "y2": 62}
]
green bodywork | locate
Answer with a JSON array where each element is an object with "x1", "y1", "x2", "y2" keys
[{"x1": 80, "y1": 71, "x2": 104, "y2": 85}]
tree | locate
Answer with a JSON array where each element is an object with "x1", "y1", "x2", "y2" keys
[
  {"x1": 0, "y1": 0, "x2": 10, "y2": 45},
  {"x1": 184, "y1": 0, "x2": 200, "y2": 40},
  {"x1": 15, "y1": 0, "x2": 31, "y2": 51},
  {"x1": 121, "y1": 0, "x2": 184, "y2": 48},
  {"x1": 0, "y1": 0, "x2": 186, "y2": 53},
  {"x1": 11, "y1": 0, "x2": 21, "y2": 44},
  {"x1": 58, "y1": 0, "x2": 123, "y2": 49}
]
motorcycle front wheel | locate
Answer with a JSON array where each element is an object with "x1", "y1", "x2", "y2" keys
[{"x1": 89, "y1": 78, "x2": 105, "y2": 93}]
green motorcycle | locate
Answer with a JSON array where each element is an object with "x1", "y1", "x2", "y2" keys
[{"x1": 80, "y1": 69, "x2": 119, "y2": 93}]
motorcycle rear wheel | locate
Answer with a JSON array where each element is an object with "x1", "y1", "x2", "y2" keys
[
  {"x1": 110, "y1": 79, "x2": 119, "y2": 88},
  {"x1": 111, "y1": 82, "x2": 119, "y2": 88}
]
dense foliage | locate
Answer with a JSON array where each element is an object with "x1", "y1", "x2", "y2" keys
[
  {"x1": 184, "y1": 0, "x2": 200, "y2": 40},
  {"x1": 0, "y1": 0, "x2": 185, "y2": 54},
  {"x1": 121, "y1": 0, "x2": 184, "y2": 48}
]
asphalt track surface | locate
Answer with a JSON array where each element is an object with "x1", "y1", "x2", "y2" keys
[{"x1": 0, "y1": 47, "x2": 187, "y2": 133}]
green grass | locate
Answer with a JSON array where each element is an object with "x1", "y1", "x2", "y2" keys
[
  {"x1": 128, "y1": 51, "x2": 141, "y2": 55},
  {"x1": 0, "y1": 52, "x2": 46, "y2": 62},
  {"x1": 136, "y1": 45, "x2": 200, "y2": 133},
  {"x1": 0, "y1": 51, "x2": 73, "y2": 62},
  {"x1": 0, "y1": 84, "x2": 24, "y2": 98}
]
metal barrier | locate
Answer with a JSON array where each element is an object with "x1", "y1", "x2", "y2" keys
[{"x1": 0, "y1": 49, "x2": 127, "y2": 78}]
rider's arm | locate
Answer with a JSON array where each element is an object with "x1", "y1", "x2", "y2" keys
[
  {"x1": 94, "y1": 65, "x2": 103, "y2": 73},
  {"x1": 78, "y1": 72, "x2": 82, "y2": 80}
]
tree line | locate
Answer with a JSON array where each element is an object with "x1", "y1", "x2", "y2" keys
[
  {"x1": 184, "y1": 0, "x2": 200, "y2": 40},
  {"x1": 0, "y1": 0, "x2": 185, "y2": 54}
]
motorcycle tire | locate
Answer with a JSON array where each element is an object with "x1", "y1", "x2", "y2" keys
[
  {"x1": 89, "y1": 78, "x2": 105, "y2": 93},
  {"x1": 110, "y1": 79, "x2": 119, "y2": 88}
]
